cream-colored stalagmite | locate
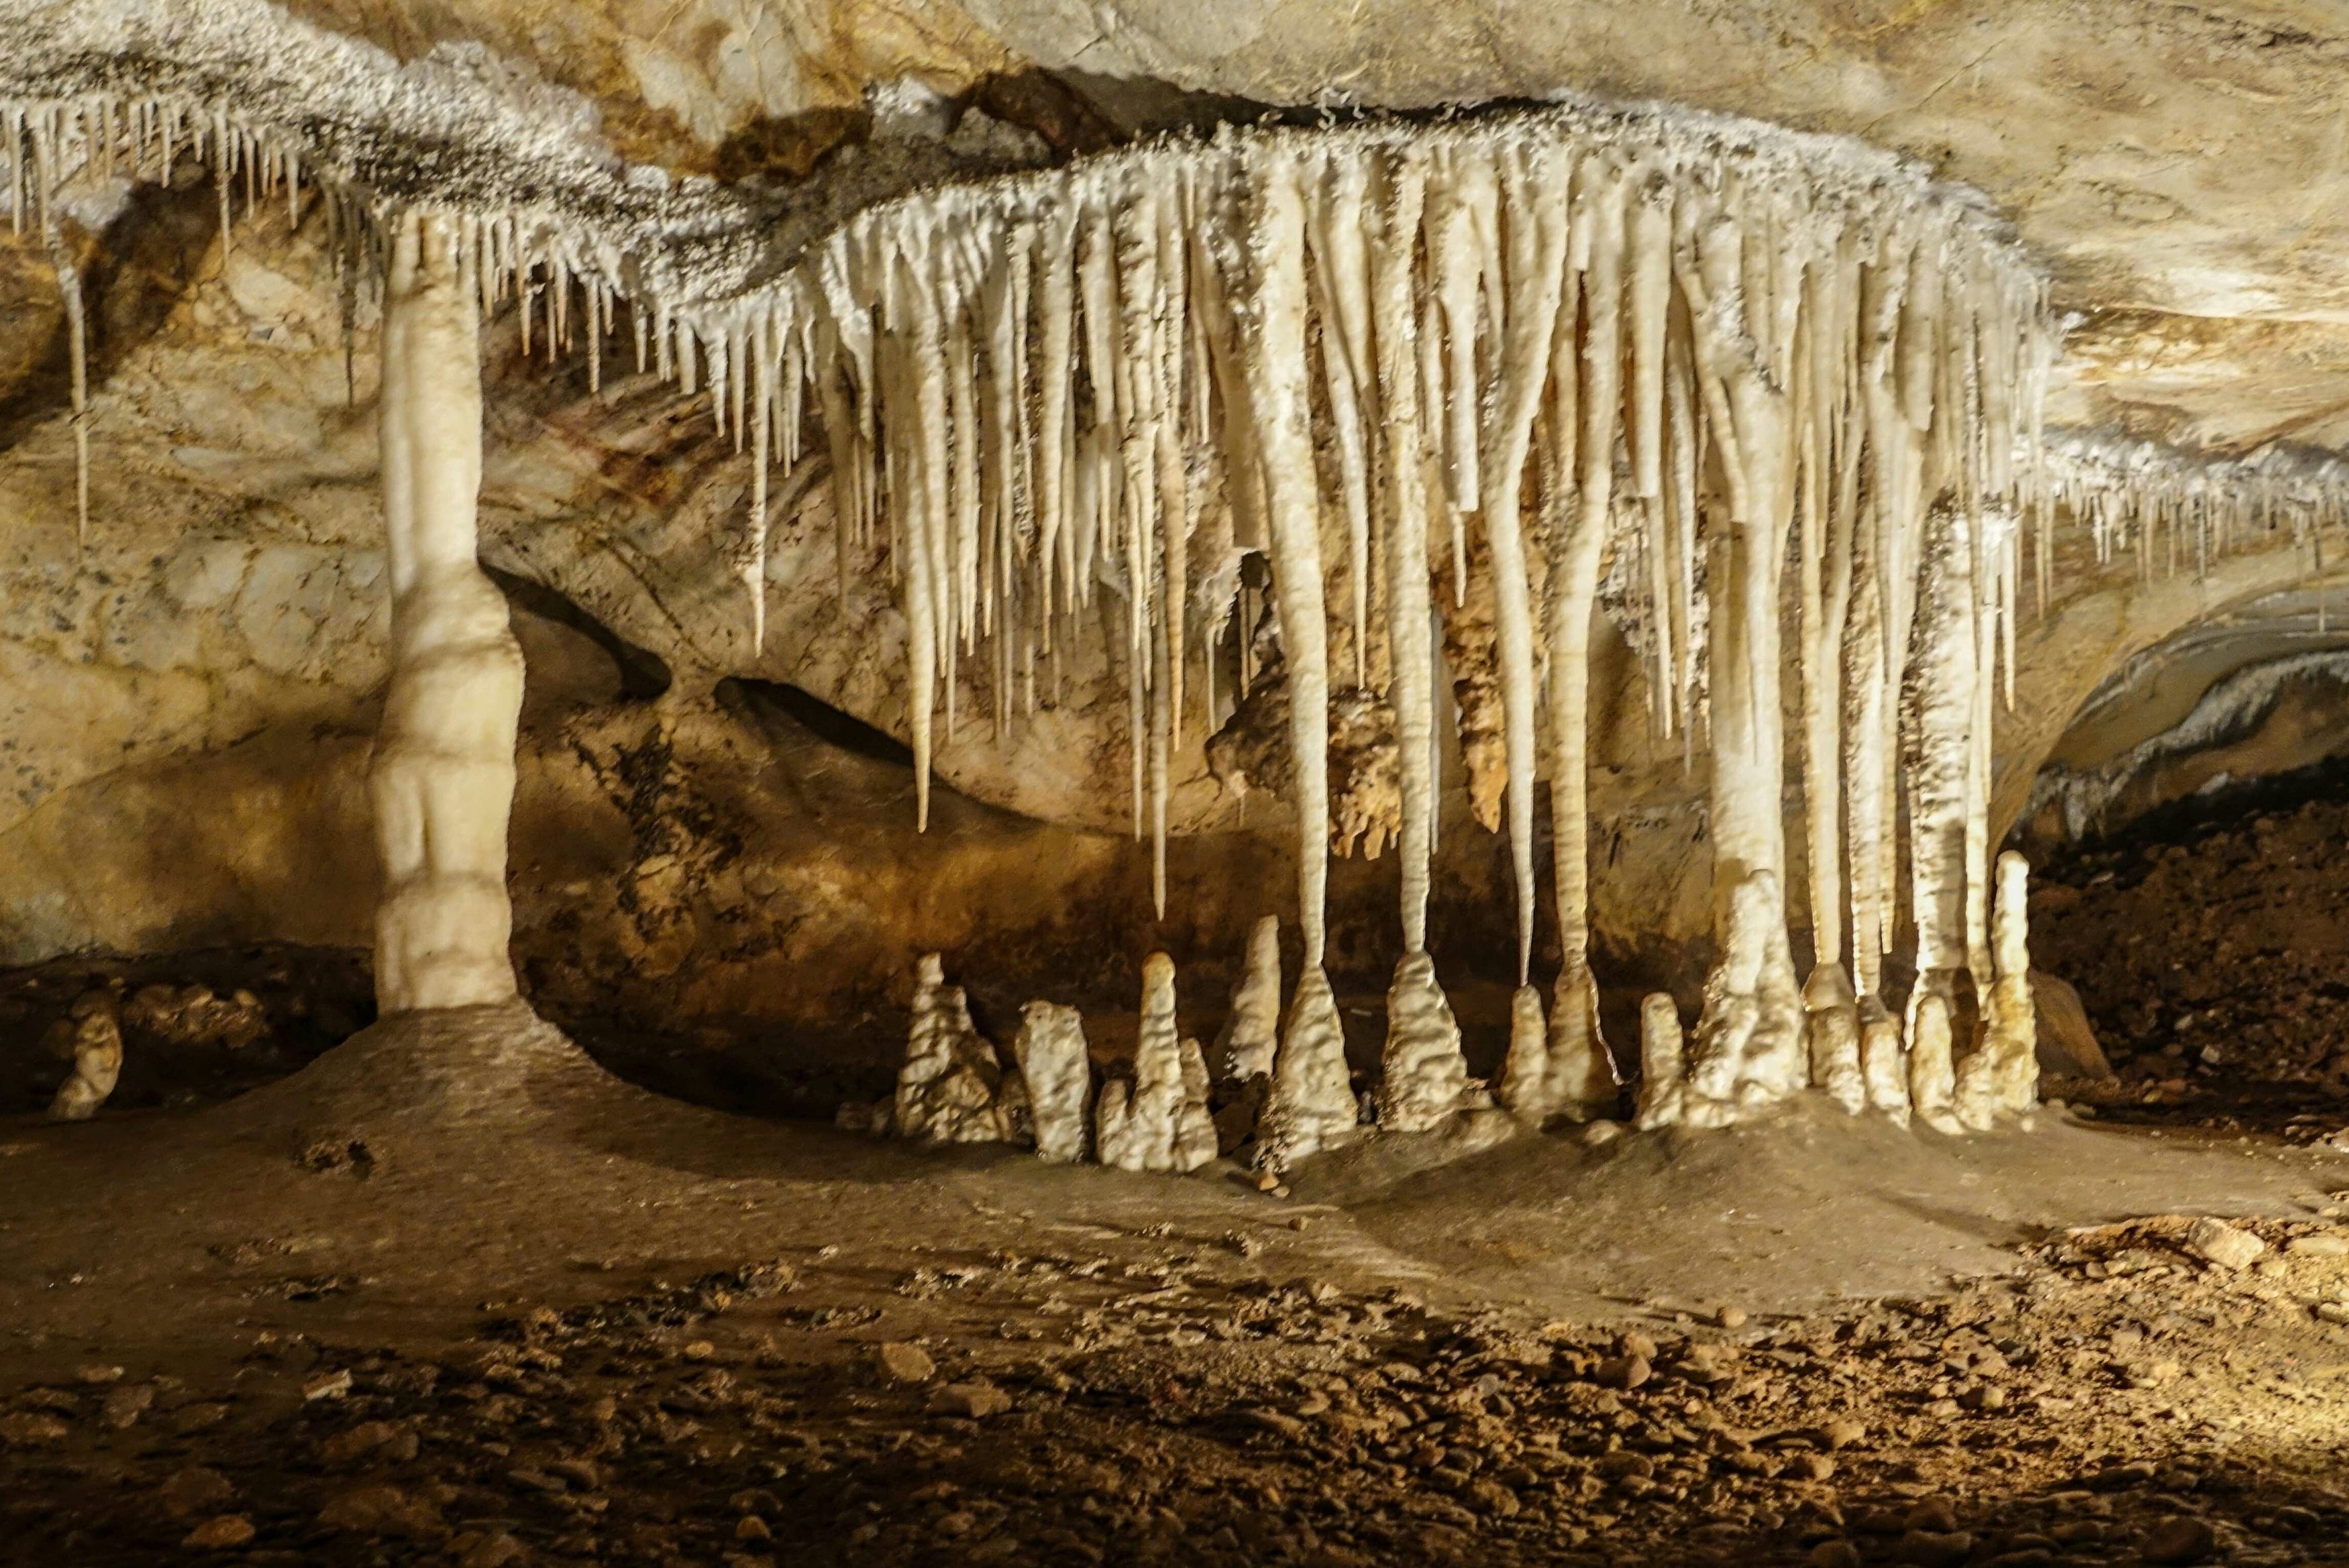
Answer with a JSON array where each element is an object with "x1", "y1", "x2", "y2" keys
[
  {"x1": 1954, "y1": 849, "x2": 2039, "y2": 1127},
  {"x1": 1097, "y1": 953, "x2": 1216, "y2": 1174},
  {"x1": 1378, "y1": 951, "x2": 1483, "y2": 1132},
  {"x1": 1634, "y1": 993, "x2": 1686, "y2": 1130},
  {"x1": 1907, "y1": 989, "x2": 1962, "y2": 1135},
  {"x1": 370, "y1": 209, "x2": 525, "y2": 1015},
  {"x1": 1860, "y1": 996, "x2": 1911, "y2": 1126},
  {"x1": 45, "y1": 993, "x2": 123, "y2": 1122},
  {"x1": 1012, "y1": 1000, "x2": 1093, "y2": 1163},
  {"x1": 1214, "y1": 914, "x2": 1283, "y2": 1081},
  {"x1": 895, "y1": 953, "x2": 1015, "y2": 1144}
]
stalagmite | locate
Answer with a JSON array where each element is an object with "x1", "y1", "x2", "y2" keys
[
  {"x1": 1635, "y1": 994, "x2": 1686, "y2": 1130},
  {"x1": 1257, "y1": 967, "x2": 1357, "y2": 1170},
  {"x1": 1496, "y1": 985, "x2": 1550, "y2": 1121},
  {"x1": 1860, "y1": 997, "x2": 1911, "y2": 1127},
  {"x1": 45, "y1": 992, "x2": 123, "y2": 1122},
  {"x1": 1377, "y1": 951, "x2": 1482, "y2": 1133},
  {"x1": 1956, "y1": 850, "x2": 2039, "y2": 1126},
  {"x1": 1907, "y1": 989, "x2": 1962, "y2": 1136},
  {"x1": 1803, "y1": 963, "x2": 1867, "y2": 1116},
  {"x1": 1213, "y1": 915, "x2": 1283, "y2": 1083},
  {"x1": 1097, "y1": 953, "x2": 1214, "y2": 1174},
  {"x1": 1684, "y1": 873, "x2": 1807, "y2": 1127},
  {"x1": 369, "y1": 210, "x2": 525, "y2": 1015},
  {"x1": 1011, "y1": 1001, "x2": 1092, "y2": 1164},
  {"x1": 895, "y1": 953, "x2": 1015, "y2": 1144}
]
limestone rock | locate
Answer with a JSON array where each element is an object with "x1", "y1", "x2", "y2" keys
[
  {"x1": 1011, "y1": 1000, "x2": 1091, "y2": 1163},
  {"x1": 895, "y1": 953, "x2": 1014, "y2": 1144},
  {"x1": 1377, "y1": 951, "x2": 1480, "y2": 1133},
  {"x1": 1257, "y1": 967, "x2": 1357, "y2": 1169},
  {"x1": 2184, "y1": 1216, "x2": 2265, "y2": 1271},
  {"x1": 46, "y1": 990, "x2": 123, "y2": 1122},
  {"x1": 2031, "y1": 971, "x2": 2110, "y2": 1079}
]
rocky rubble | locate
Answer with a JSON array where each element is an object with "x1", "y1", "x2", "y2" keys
[
  {"x1": 4, "y1": 1205, "x2": 2347, "y2": 1565},
  {"x1": 2036, "y1": 796, "x2": 2349, "y2": 1142}
]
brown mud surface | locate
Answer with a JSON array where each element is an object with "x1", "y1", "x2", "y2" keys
[{"x1": 2, "y1": 1002, "x2": 2348, "y2": 1565}]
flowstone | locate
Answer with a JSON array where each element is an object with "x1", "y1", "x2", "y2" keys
[
  {"x1": 895, "y1": 954, "x2": 1018, "y2": 1144},
  {"x1": 1096, "y1": 954, "x2": 1214, "y2": 1174},
  {"x1": 1011, "y1": 1001, "x2": 1092, "y2": 1164}
]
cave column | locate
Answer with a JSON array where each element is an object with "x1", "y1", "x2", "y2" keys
[{"x1": 367, "y1": 208, "x2": 526, "y2": 1014}]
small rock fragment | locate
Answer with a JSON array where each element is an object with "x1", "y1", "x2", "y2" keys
[
  {"x1": 929, "y1": 1380, "x2": 1013, "y2": 1419},
  {"x1": 2185, "y1": 1216, "x2": 2265, "y2": 1271},
  {"x1": 182, "y1": 1515, "x2": 255, "y2": 1550},
  {"x1": 2140, "y1": 1516, "x2": 2216, "y2": 1566},
  {"x1": 874, "y1": 1342, "x2": 936, "y2": 1384}
]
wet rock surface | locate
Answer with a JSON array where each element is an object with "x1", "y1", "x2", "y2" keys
[{"x1": 5, "y1": 1209, "x2": 2348, "y2": 1565}]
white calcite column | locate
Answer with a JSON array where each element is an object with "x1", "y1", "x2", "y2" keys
[
  {"x1": 1012, "y1": 1000, "x2": 1092, "y2": 1163},
  {"x1": 1908, "y1": 988, "x2": 1962, "y2": 1135},
  {"x1": 1860, "y1": 996, "x2": 1911, "y2": 1126},
  {"x1": 1803, "y1": 961, "x2": 1867, "y2": 1115},
  {"x1": 369, "y1": 209, "x2": 525, "y2": 1014},
  {"x1": 1956, "y1": 849, "x2": 2040, "y2": 1126},
  {"x1": 1497, "y1": 984, "x2": 1549, "y2": 1121}
]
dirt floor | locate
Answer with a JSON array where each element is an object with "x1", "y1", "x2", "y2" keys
[{"x1": 2, "y1": 980, "x2": 2348, "y2": 1567}]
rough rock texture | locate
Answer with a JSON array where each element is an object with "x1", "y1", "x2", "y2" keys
[
  {"x1": 44, "y1": 990, "x2": 123, "y2": 1121},
  {"x1": 1009, "y1": 999, "x2": 1089, "y2": 1163},
  {"x1": 893, "y1": 954, "x2": 1013, "y2": 1144},
  {"x1": 1374, "y1": 950, "x2": 1478, "y2": 1134},
  {"x1": 1094, "y1": 953, "x2": 1212, "y2": 1174}
]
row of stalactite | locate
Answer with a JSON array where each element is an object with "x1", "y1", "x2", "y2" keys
[{"x1": 8, "y1": 86, "x2": 2344, "y2": 1138}]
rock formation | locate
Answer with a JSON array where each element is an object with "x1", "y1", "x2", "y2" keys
[
  {"x1": 895, "y1": 954, "x2": 1017, "y2": 1145},
  {"x1": 45, "y1": 991, "x2": 124, "y2": 1122},
  {"x1": 1011, "y1": 1001, "x2": 1092, "y2": 1164},
  {"x1": 1096, "y1": 954, "x2": 1214, "y2": 1174},
  {"x1": 1376, "y1": 951, "x2": 1481, "y2": 1133}
]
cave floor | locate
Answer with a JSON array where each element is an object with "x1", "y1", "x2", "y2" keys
[{"x1": 2, "y1": 1016, "x2": 2348, "y2": 1567}]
